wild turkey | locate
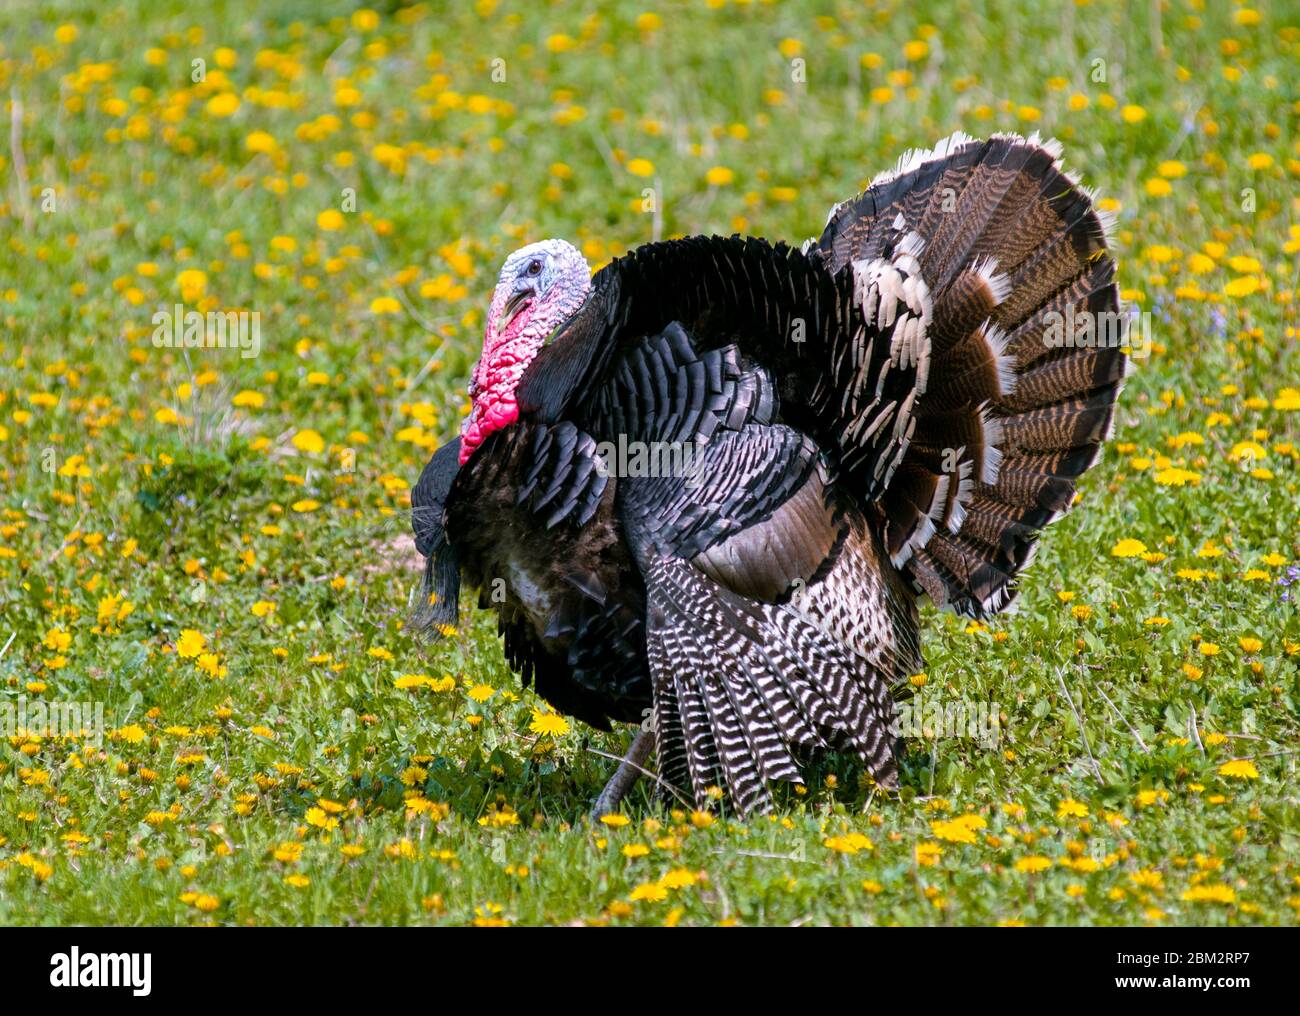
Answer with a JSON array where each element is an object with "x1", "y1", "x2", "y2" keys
[{"x1": 412, "y1": 132, "x2": 1123, "y2": 816}]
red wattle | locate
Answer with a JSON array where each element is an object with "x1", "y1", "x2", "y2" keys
[
  {"x1": 459, "y1": 392, "x2": 520, "y2": 464},
  {"x1": 459, "y1": 306, "x2": 532, "y2": 465}
]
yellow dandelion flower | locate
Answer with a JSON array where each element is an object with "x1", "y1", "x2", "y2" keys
[
  {"x1": 629, "y1": 881, "x2": 668, "y2": 902},
  {"x1": 1153, "y1": 467, "x2": 1201, "y2": 486},
  {"x1": 291, "y1": 429, "x2": 325, "y2": 454},
  {"x1": 1271, "y1": 388, "x2": 1300, "y2": 411},
  {"x1": 931, "y1": 814, "x2": 987, "y2": 844},
  {"x1": 245, "y1": 131, "x2": 277, "y2": 154},
  {"x1": 1181, "y1": 884, "x2": 1235, "y2": 904},
  {"x1": 194, "y1": 652, "x2": 226, "y2": 679},
  {"x1": 118, "y1": 724, "x2": 147, "y2": 744},
  {"x1": 529, "y1": 710, "x2": 570, "y2": 737},
  {"x1": 1217, "y1": 759, "x2": 1259, "y2": 780},
  {"x1": 1224, "y1": 276, "x2": 1260, "y2": 298},
  {"x1": 305, "y1": 807, "x2": 339, "y2": 829},
  {"x1": 175, "y1": 629, "x2": 206, "y2": 659},
  {"x1": 205, "y1": 93, "x2": 240, "y2": 117},
  {"x1": 915, "y1": 841, "x2": 944, "y2": 866},
  {"x1": 823, "y1": 832, "x2": 874, "y2": 854}
]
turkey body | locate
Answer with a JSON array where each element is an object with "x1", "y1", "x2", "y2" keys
[
  {"x1": 413, "y1": 133, "x2": 1124, "y2": 814},
  {"x1": 443, "y1": 421, "x2": 652, "y2": 729}
]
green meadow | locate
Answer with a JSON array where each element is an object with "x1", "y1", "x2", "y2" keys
[{"x1": 0, "y1": 0, "x2": 1297, "y2": 925}]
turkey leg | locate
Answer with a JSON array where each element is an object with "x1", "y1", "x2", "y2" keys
[{"x1": 591, "y1": 729, "x2": 655, "y2": 817}]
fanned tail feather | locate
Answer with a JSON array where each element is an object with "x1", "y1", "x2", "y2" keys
[{"x1": 819, "y1": 133, "x2": 1123, "y2": 617}]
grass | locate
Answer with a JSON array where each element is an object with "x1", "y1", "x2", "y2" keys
[{"x1": 0, "y1": 0, "x2": 1297, "y2": 926}]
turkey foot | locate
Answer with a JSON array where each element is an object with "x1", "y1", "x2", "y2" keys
[{"x1": 591, "y1": 729, "x2": 655, "y2": 817}]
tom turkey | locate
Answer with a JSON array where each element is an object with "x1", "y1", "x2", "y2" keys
[{"x1": 412, "y1": 132, "x2": 1124, "y2": 816}]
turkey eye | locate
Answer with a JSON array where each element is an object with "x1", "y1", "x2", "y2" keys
[{"x1": 527, "y1": 260, "x2": 542, "y2": 276}]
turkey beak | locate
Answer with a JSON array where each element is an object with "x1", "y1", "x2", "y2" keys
[{"x1": 500, "y1": 281, "x2": 536, "y2": 332}]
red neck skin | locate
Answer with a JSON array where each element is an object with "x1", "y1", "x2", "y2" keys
[
  {"x1": 458, "y1": 291, "x2": 544, "y2": 466},
  {"x1": 459, "y1": 250, "x2": 591, "y2": 466}
]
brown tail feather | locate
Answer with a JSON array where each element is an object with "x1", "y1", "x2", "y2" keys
[{"x1": 818, "y1": 132, "x2": 1122, "y2": 617}]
